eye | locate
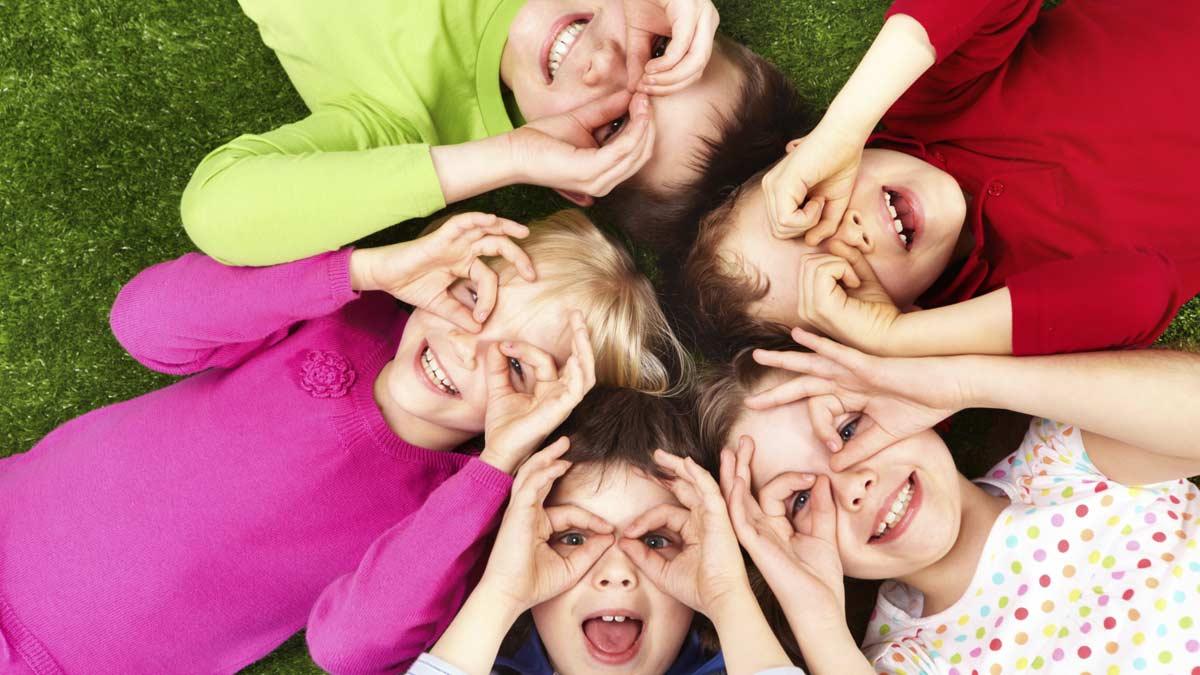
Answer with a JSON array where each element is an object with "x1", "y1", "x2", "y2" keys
[
  {"x1": 508, "y1": 357, "x2": 524, "y2": 379},
  {"x1": 593, "y1": 115, "x2": 629, "y2": 146},
  {"x1": 642, "y1": 533, "x2": 672, "y2": 550},
  {"x1": 557, "y1": 531, "x2": 586, "y2": 546},
  {"x1": 651, "y1": 35, "x2": 670, "y2": 60},
  {"x1": 790, "y1": 490, "x2": 811, "y2": 517},
  {"x1": 468, "y1": 289, "x2": 478, "y2": 304},
  {"x1": 838, "y1": 416, "x2": 861, "y2": 442}
]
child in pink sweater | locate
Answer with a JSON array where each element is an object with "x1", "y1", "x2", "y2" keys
[{"x1": 0, "y1": 210, "x2": 683, "y2": 675}]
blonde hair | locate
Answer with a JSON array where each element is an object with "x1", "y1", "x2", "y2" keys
[{"x1": 428, "y1": 210, "x2": 691, "y2": 395}]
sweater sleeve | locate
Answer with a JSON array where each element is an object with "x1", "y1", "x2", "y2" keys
[
  {"x1": 885, "y1": 0, "x2": 1040, "y2": 109},
  {"x1": 1006, "y1": 250, "x2": 1181, "y2": 355},
  {"x1": 109, "y1": 248, "x2": 359, "y2": 375},
  {"x1": 181, "y1": 96, "x2": 447, "y2": 266},
  {"x1": 306, "y1": 458, "x2": 513, "y2": 675}
]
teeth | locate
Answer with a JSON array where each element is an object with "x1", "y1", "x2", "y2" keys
[
  {"x1": 615, "y1": 616, "x2": 626, "y2": 622},
  {"x1": 885, "y1": 191, "x2": 893, "y2": 205},
  {"x1": 899, "y1": 233, "x2": 908, "y2": 244},
  {"x1": 548, "y1": 20, "x2": 587, "y2": 80},
  {"x1": 874, "y1": 480, "x2": 914, "y2": 539},
  {"x1": 893, "y1": 218, "x2": 903, "y2": 233},
  {"x1": 421, "y1": 348, "x2": 459, "y2": 395},
  {"x1": 599, "y1": 615, "x2": 629, "y2": 622},
  {"x1": 888, "y1": 203, "x2": 898, "y2": 218}
]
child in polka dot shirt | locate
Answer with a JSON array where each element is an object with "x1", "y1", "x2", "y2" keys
[{"x1": 699, "y1": 328, "x2": 1200, "y2": 674}]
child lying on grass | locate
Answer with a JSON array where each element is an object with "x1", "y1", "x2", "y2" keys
[
  {"x1": 700, "y1": 328, "x2": 1200, "y2": 672},
  {"x1": 685, "y1": 0, "x2": 1200, "y2": 358},
  {"x1": 183, "y1": 0, "x2": 808, "y2": 264},
  {"x1": 409, "y1": 388, "x2": 803, "y2": 675},
  {"x1": 0, "y1": 210, "x2": 684, "y2": 674}
]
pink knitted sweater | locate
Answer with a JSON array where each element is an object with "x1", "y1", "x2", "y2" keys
[{"x1": 0, "y1": 250, "x2": 512, "y2": 674}]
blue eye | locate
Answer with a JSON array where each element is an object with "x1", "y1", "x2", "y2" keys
[
  {"x1": 790, "y1": 490, "x2": 811, "y2": 516},
  {"x1": 642, "y1": 534, "x2": 670, "y2": 550},
  {"x1": 839, "y1": 417, "x2": 861, "y2": 442},
  {"x1": 558, "y1": 532, "x2": 586, "y2": 546}
]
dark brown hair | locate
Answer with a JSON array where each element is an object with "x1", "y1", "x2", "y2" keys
[
  {"x1": 501, "y1": 387, "x2": 723, "y2": 657},
  {"x1": 595, "y1": 37, "x2": 819, "y2": 261}
]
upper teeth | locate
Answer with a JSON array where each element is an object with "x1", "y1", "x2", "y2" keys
[
  {"x1": 601, "y1": 615, "x2": 628, "y2": 622},
  {"x1": 421, "y1": 347, "x2": 459, "y2": 396},
  {"x1": 874, "y1": 479, "x2": 914, "y2": 537},
  {"x1": 548, "y1": 21, "x2": 586, "y2": 80}
]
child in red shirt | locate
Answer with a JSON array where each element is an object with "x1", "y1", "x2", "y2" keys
[{"x1": 686, "y1": 0, "x2": 1200, "y2": 357}]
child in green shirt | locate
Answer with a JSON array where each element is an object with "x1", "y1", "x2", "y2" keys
[{"x1": 184, "y1": 0, "x2": 802, "y2": 265}]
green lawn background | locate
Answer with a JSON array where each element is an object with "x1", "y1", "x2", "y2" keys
[{"x1": 1, "y1": 1, "x2": 1197, "y2": 671}]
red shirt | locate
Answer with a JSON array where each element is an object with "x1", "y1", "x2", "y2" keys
[{"x1": 873, "y1": 0, "x2": 1200, "y2": 354}]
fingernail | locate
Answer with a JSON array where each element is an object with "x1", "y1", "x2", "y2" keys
[{"x1": 827, "y1": 440, "x2": 840, "y2": 453}]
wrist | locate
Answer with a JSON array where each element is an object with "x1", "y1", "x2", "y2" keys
[
  {"x1": 475, "y1": 574, "x2": 533, "y2": 622},
  {"x1": 431, "y1": 135, "x2": 519, "y2": 204},
  {"x1": 478, "y1": 447, "x2": 523, "y2": 475},
  {"x1": 706, "y1": 581, "x2": 759, "y2": 628},
  {"x1": 347, "y1": 248, "x2": 376, "y2": 292}
]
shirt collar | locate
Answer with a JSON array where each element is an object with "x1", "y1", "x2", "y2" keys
[{"x1": 476, "y1": 0, "x2": 527, "y2": 135}]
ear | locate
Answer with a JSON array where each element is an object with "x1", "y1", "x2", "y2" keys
[{"x1": 556, "y1": 189, "x2": 595, "y2": 207}]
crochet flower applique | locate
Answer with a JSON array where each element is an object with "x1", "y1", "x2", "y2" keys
[{"x1": 299, "y1": 350, "x2": 357, "y2": 398}]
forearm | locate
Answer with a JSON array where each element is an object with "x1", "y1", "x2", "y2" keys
[
  {"x1": 709, "y1": 588, "x2": 795, "y2": 674},
  {"x1": 771, "y1": 599, "x2": 873, "y2": 675},
  {"x1": 817, "y1": 14, "x2": 935, "y2": 142},
  {"x1": 109, "y1": 249, "x2": 357, "y2": 374},
  {"x1": 430, "y1": 134, "x2": 520, "y2": 205},
  {"x1": 428, "y1": 583, "x2": 521, "y2": 675},
  {"x1": 887, "y1": 288, "x2": 1012, "y2": 356},
  {"x1": 306, "y1": 461, "x2": 512, "y2": 673},
  {"x1": 962, "y1": 349, "x2": 1200, "y2": 460}
]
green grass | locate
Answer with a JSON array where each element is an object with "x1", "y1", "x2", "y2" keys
[{"x1": 1, "y1": 0, "x2": 1196, "y2": 671}]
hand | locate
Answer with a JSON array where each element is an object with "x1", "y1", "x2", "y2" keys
[
  {"x1": 761, "y1": 127, "x2": 866, "y2": 245},
  {"x1": 479, "y1": 311, "x2": 597, "y2": 474},
  {"x1": 619, "y1": 450, "x2": 752, "y2": 616},
  {"x1": 746, "y1": 328, "x2": 964, "y2": 471},
  {"x1": 793, "y1": 241, "x2": 902, "y2": 355},
  {"x1": 509, "y1": 91, "x2": 655, "y2": 204},
  {"x1": 480, "y1": 438, "x2": 616, "y2": 612},
  {"x1": 348, "y1": 212, "x2": 536, "y2": 333},
  {"x1": 720, "y1": 437, "x2": 847, "y2": 631},
  {"x1": 623, "y1": 0, "x2": 719, "y2": 96}
]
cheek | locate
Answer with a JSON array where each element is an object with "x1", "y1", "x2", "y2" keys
[{"x1": 646, "y1": 596, "x2": 694, "y2": 664}]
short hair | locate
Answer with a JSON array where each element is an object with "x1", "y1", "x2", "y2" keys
[
  {"x1": 595, "y1": 36, "x2": 819, "y2": 260},
  {"x1": 501, "y1": 387, "x2": 721, "y2": 657},
  {"x1": 427, "y1": 209, "x2": 693, "y2": 395},
  {"x1": 681, "y1": 171, "x2": 791, "y2": 361}
]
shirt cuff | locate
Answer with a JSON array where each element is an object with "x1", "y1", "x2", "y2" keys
[{"x1": 406, "y1": 652, "x2": 468, "y2": 675}]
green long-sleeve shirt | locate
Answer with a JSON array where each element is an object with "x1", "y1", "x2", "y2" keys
[{"x1": 182, "y1": 0, "x2": 526, "y2": 265}]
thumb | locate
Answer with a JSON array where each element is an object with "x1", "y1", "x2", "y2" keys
[
  {"x1": 567, "y1": 89, "x2": 635, "y2": 138},
  {"x1": 484, "y1": 343, "x2": 517, "y2": 401},
  {"x1": 829, "y1": 240, "x2": 891, "y2": 304}
]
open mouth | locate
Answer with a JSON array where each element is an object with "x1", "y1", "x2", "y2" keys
[
  {"x1": 869, "y1": 472, "x2": 920, "y2": 544},
  {"x1": 543, "y1": 15, "x2": 590, "y2": 83},
  {"x1": 882, "y1": 188, "x2": 921, "y2": 252},
  {"x1": 582, "y1": 611, "x2": 644, "y2": 665},
  {"x1": 415, "y1": 342, "x2": 460, "y2": 397}
]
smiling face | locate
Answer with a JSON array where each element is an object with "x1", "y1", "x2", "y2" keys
[
  {"x1": 719, "y1": 149, "x2": 968, "y2": 328},
  {"x1": 531, "y1": 464, "x2": 694, "y2": 674},
  {"x1": 730, "y1": 371, "x2": 963, "y2": 581},
  {"x1": 502, "y1": 0, "x2": 742, "y2": 189},
  {"x1": 380, "y1": 275, "x2": 574, "y2": 449}
]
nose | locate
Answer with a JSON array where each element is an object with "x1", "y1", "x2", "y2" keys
[
  {"x1": 590, "y1": 542, "x2": 639, "y2": 591},
  {"x1": 830, "y1": 465, "x2": 878, "y2": 513},
  {"x1": 831, "y1": 209, "x2": 874, "y2": 254},
  {"x1": 444, "y1": 329, "x2": 479, "y2": 370},
  {"x1": 582, "y1": 38, "x2": 623, "y2": 87}
]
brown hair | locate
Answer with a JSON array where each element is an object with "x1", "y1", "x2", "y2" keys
[
  {"x1": 501, "y1": 387, "x2": 723, "y2": 657},
  {"x1": 696, "y1": 348, "x2": 881, "y2": 664},
  {"x1": 595, "y1": 37, "x2": 819, "y2": 260},
  {"x1": 681, "y1": 168, "x2": 796, "y2": 361}
]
